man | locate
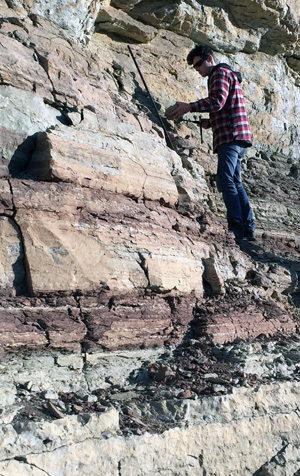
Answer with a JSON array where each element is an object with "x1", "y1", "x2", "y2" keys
[{"x1": 169, "y1": 44, "x2": 255, "y2": 241}]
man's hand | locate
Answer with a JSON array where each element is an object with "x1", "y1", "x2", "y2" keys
[
  {"x1": 200, "y1": 118, "x2": 211, "y2": 129},
  {"x1": 168, "y1": 102, "x2": 191, "y2": 120}
]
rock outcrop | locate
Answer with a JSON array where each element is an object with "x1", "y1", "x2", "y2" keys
[{"x1": 0, "y1": 0, "x2": 300, "y2": 474}]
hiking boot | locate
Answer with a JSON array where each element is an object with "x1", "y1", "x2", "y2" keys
[
  {"x1": 244, "y1": 229, "x2": 256, "y2": 241},
  {"x1": 229, "y1": 223, "x2": 244, "y2": 241}
]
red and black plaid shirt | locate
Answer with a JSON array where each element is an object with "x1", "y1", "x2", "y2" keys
[{"x1": 190, "y1": 65, "x2": 252, "y2": 153}]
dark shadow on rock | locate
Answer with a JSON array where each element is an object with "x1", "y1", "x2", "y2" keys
[
  {"x1": 56, "y1": 106, "x2": 81, "y2": 126},
  {"x1": 238, "y1": 239, "x2": 300, "y2": 308},
  {"x1": 131, "y1": 72, "x2": 172, "y2": 137},
  {"x1": 8, "y1": 111, "x2": 78, "y2": 178},
  {"x1": 56, "y1": 112, "x2": 73, "y2": 126},
  {"x1": 252, "y1": 443, "x2": 290, "y2": 476},
  {"x1": 9, "y1": 219, "x2": 29, "y2": 296},
  {"x1": 8, "y1": 133, "x2": 38, "y2": 178},
  {"x1": 93, "y1": 28, "x2": 138, "y2": 45}
]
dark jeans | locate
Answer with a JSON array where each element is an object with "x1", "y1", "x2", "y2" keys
[{"x1": 217, "y1": 141, "x2": 255, "y2": 231}]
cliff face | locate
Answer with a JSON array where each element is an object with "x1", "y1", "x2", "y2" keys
[{"x1": 0, "y1": 0, "x2": 300, "y2": 475}]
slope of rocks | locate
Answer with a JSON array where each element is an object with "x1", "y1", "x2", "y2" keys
[{"x1": 0, "y1": 0, "x2": 300, "y2": 475}]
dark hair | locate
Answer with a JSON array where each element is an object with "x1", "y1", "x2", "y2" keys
[{"x1": 187, "y1": 45, "x2": 214, "y2": 65}]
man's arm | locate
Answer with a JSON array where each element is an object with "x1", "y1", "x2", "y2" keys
[
  {"x1": 190, "y1": 70, "x2": 230, "y2": 113},
  {"x1": 169, "y1": 69, "x2": 231, "y2": 120},
  {"x1": 168, "y1": 101, "x2": 191, "y2": 120}
]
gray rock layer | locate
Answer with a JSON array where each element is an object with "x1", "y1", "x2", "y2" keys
[{"x1": 0, "y1": 0, "x2": 300, "y2": 475}]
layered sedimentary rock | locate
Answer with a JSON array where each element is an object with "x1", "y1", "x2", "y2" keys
[
  {"x1": 1, "y1": 383, "x2": 300, "y2": 476},
  {"x1": 0, "y1": 0, "x2": 300, "y2": 474}
]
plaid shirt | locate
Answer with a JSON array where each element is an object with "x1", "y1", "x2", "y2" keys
[{"x1": 190, "y1": 65, "x2": 252, "y2": 153}]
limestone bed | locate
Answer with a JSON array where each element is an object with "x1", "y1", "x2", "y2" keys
[{"x1": 0, "y1": 0, "x2": 300, "y2": 474}]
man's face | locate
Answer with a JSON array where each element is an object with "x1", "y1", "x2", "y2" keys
[{"x1": 192, "y1": 55, "x2": 211, "y2": 77}]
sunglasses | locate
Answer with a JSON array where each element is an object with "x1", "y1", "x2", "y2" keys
[{"x1": 192, "y1": 58, "x2": 205, "y2": 69}]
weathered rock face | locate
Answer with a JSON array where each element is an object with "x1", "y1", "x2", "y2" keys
[
  {"x1": 1, "y1": 376, "x2": 300, "y2": 475},
  {"x1": 2, "y1": 0, "x2": 101, "y2": 42},
  {"x1": 0, "y1": 0, "x2": 300, "y2": 474}
]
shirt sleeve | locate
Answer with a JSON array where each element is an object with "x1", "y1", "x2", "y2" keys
[{"x1": 189, "y1": 69, "x2": 230, "y2": 113}]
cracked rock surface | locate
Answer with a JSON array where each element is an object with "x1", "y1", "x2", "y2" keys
[{"x1": 0, "y1": 0, "x2": 300, "y2": 474}]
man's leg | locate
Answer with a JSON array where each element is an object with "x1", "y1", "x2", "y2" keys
[
  {"x1": 217, "y1": 142, "x2": 243, "y2": 235},
  {"x1": 233, "y1": 156, "x2": 255, "y2": 234}
]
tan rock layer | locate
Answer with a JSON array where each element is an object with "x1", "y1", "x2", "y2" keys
[
  {"x1": 9, "y1": 179, "x2": 210, "y2": 295},
  {"x1": 27, "y1": 130, "x2": 180, "y2": 205},
  {"x1": 96, "y1": 5, "x2": 158, "y2": 42}
]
